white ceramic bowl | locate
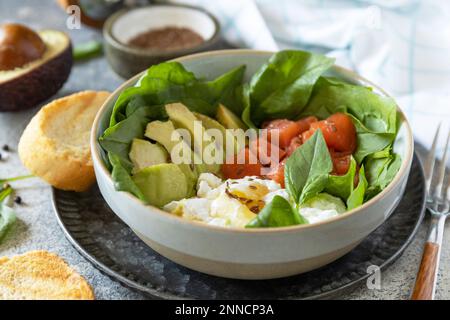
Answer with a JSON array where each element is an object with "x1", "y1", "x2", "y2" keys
[{"x1": 91, "y1": 50, "x2": 414, "y2": 280}]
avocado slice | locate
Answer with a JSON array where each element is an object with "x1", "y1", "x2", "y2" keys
[
  {"x1": 165, "y1": 103, "x2": 201, "y2": 142},
  {"x1": 145, "y1": 120, "x2": 190, "y2": 159},
  {"x1": 132, "y1": 163, "x2": 190, "y2": 207},
  {"x1": 0, "y1": 26, "x2": 73, "y2": 111},
  {"x1": 215, "y1": 104, "x2": 248, "y2": 154},
  {"x1": 165, "y1": 103, "x2": 221, "y2": 174},
  {"x1": 216, "y1": 104, "x2": 248, "y2": 130},
  {"x1": 194, "y1": 112, "x2": 244, "y2": 155},
  {"x1": 129, "y1": 139, "x2": 168, "y2": 174},
  {"x1": 145, "y1": 120, "x2": 197, "y2": 194}
]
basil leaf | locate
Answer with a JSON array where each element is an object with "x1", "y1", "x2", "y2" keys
[
  {"x1": 285, "y1": 130, "x2": 333, "y2": 204},
  {"x1": 246, "y1": 195, "x2": 306, "y2": 228}
]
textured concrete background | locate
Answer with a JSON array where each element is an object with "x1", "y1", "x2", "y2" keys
[{"x1": 0, "y1": 0, "x2": 449, "y2": 300}]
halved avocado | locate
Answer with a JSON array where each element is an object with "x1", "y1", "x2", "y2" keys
[{"x1": 0, "y1": 27, "x2": 73, "y2": 111}]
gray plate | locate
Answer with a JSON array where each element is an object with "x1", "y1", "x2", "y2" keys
[{"x1": 52, "y1": 153, "x2": 425, "y2": 300}]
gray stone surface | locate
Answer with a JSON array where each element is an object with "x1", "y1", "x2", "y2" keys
[{"x1": 0, "y1": 0, "x2": 448, "y2": 300}]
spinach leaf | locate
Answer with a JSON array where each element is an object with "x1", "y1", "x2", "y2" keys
[
  {"x1": 347, "y1": 166, "x2": 368, "y2": 210},
  {"x1": 73, "y1": 40, "x2": 103, "y2": 61},
  {"x1": 125, "y1": 95, "x2": 150, "y2": 117},
  {"x1": 302, "y1": 77, "x2": 397, "y2": 162},
  {"x1": 284, "y1": 130, "x2": 333, "y2": 204},
  {"x1": 101, "y1": 106, "x2": 161, "y2": 202},
  {"x1": 241, "y1": 84, "x2": 257, "y2": 129},
  {"x1": 110, "y1": 63, "x2": 246, "y2": 126},
  {"x1": 0, "y1": 187, "x2": 12, "y2": 203},
  {"x1": 325, "y1": 157, "x2": 357, "y2": 201},
  {"x1": 349, "y1": 115, "x2": 395, "y2": 163},
  {"x1": 191, "y1": 65, "x2": 246, "y2": 115},
  {"x1": 249, "y1": 50, "x2": 334, "y2": 125},
  {"x1": 365, "y1": 153, "x2": 401, "y2": 199},
  {"x1": 102, "y1": 106, "x2": 159, "y2": 202},
  {"x1": 0, "y1": 203, "x2": 16, "y2": 243},
  {"x1": 109, "y1": 153, "x2": 146, "y2": 201},
  {"x1": 111, "y1": 62, "x2": 197, "y2": 125},
  {"x1": 0, "y1": 187, "x2": 16, "y2": 243},
  {"x1": 100, "y1": 105, "x2": 166, "y2": 172},
  {"x1": 246, "y1": 195, "x2": 306, "y2": 228},
  {"x1": 305, "y1": 77, "x2": 397, "y2": 133}
]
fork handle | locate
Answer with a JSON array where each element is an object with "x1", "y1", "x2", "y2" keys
[
  {"x1": 411, "y1": 214, "x2": 446, "y2": 300},
  {"x1": 411, "y1": 242, "x2": 440, "y2": 300}
]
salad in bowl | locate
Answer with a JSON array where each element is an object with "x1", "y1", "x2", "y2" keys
[
  {"x1": 99, "y1": 50, "x2": 402, "y2": 229},
  {"x1": 93, "y1": 49, "x2": 412, "y2": 279}
]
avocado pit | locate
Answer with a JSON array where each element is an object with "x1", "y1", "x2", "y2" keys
[
  {"x1": 0, "y1": 24, "x2": 73, "y2": 112},
  {"x1": 0, "y1": 23, "x2": 46, "y2": 71}
]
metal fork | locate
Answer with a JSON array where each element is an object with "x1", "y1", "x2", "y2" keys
[{"x1": 411, "y1": 124, "x2": 450, "y2": 300}]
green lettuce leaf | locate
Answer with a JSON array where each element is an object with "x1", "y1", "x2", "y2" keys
[
  {"x1": 246, "y1": 195, "x2": 306, "y2": 228},
  {"x1": 284, "y1": 130, "x2": 333, "y2": 204},
  {"x1": 248, "y1": 50, "x2": 334, "y2": 125}
]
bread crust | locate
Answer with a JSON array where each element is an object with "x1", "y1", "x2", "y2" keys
[
  {"x1": 0, "y1": 250, "x2": 94, "y2": 300},
  {"x1": 18, "y1": 90, "x2": 110, "y2": 192}
]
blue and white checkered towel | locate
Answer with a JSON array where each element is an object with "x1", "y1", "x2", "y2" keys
[{"x1": 170, "y1": 0, "x2": 450, "y2": 154}]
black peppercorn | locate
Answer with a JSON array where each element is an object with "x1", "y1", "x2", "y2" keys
[
  {"x1": 14, "y1": 196, "x2": 22, "y2": 204},
  {"x1": 2, "y1": 144, "x2": 9, "y2": 152}
]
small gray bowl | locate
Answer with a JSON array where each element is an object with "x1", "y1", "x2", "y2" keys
[{"x1": 103, "y1": 4, "x2": 221, "y2": 78}]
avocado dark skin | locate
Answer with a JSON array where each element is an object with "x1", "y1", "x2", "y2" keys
[{"x1": 0, "y1": 25, "x2": 73, "y2": 112}]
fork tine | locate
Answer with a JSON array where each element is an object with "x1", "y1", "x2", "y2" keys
[
  {"x1": 444, "y1": 183, "x2": 450, "y2": 212},
  {"x1": 434, "y1": 129, "x2": 450, "y2": 200},
  {"x1": 425, "y1": 124, "x2": 441, "y2": 192}
]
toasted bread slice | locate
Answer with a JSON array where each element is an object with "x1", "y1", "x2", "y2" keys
[
  {"x1": 0, "y1": 250, "x2": 94, "y2": 300},
  {"x1": 18, "y1": 90, "x2": 110, "y2": 192}
]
